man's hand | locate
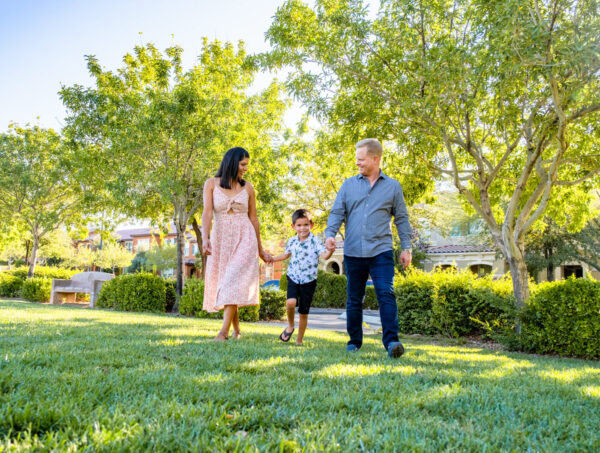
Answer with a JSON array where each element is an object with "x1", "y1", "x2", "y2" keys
[
  {"x1": 399, "y1": 250, "x2": 412, "y2": 269},
  {"x1": 325, "y1": 237, "x2": 336, "y2": 251}
]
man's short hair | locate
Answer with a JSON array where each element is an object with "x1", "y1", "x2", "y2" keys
[
  {"x1": 292, "y1": 209, "x2": 313, "y2": 224},
  {"x1": 355, "y1": 138, "x2": 383, "y2": 157}
]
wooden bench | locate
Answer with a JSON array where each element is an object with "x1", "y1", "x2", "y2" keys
[{"x1": 50, "y1": 271, "x2": 114, "y2": 307}]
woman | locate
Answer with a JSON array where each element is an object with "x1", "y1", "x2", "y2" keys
[{"x1": 201, "y1": 147, "x2": 271, "y2": 341}]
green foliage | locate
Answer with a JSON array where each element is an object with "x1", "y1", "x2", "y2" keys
[
  {"x1": 258, "y1": 289, "x2": 286, "y2": 320},
  {"x1": 0, "y1": 273, "x2": 23, "y2": 297},
  {"x1": 518, "y1": 277, "x2": 600, "y2": 359},
  {"x1": 396, "y1": 269, "x2": 515, "y2": 338},
  {"x1": 0, "y1": 125, "x2": 88, "y2": 277},
  {"x1": 94, "y1": 242, "x2": 133, "y2": 272},
  {"x1": 164, "y1": 279, "x2": 177, "y2": 313},
  {"x1": 5, "y1": 266, "x2": 76, "y2": 280},
  {"x1": 21, "y1": 277, "x2": 52, "y2": 302},
  {"x1": 127, "y1": 251, "x2": 148, "y2": 273},
  {"x1": 145, "y1": 245, "x2": 176, "y2": 275},
  {"x1": 97, "y1": 273, "x2": 166, "y2": 313}
]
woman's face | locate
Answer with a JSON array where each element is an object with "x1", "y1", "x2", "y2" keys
[{"x1": 237, "y1": 157, "x2": 249, "y2": 179}]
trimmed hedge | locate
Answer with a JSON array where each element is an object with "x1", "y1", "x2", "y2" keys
[
  {"x1": 396, "y1": 269, "x2": 515, "y2": 338},
  {"x1": 519, "y1": 277, "x2": 600, "y2": 359},
  {"x1": 180, "y1": 278, "x2": 285, "y2": 321},
  {"x1": 6, "y1": 266, "x2": 76, "y2": 280},
  {"x1": 21, "y1": 277, "x2": 52, "y2": 302},
  {"x1": 0, "y1": 274, "x2": 24, "y2": 297},
  {"x1": 97, "y1": 273, "x2": 166, "y2": 313}
]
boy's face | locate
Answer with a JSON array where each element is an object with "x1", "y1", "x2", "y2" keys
[{"x1": 292, "y1": 217, "x2": 312, "y2": 239}]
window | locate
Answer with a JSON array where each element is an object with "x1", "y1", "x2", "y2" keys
[
  {"x1": 164, "y1": 237, "x2": 176, "y2": 246},
  {"x1": 163, "y1": 268, "x2": 175, "y2": 278},
  {"x1": 563, "y1": 265, "x2": 583, "y2": 279},
  {"x1": 136, "y1": 238, "x2": 150, "y2": 251},
  {"x1": 192, "y1": 243, "x2": 199, "y2": 255},
  {"x1": 124, "y1": 241, "x2": 133, "y2": 252}
]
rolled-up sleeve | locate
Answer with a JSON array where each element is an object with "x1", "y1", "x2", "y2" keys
[
  {"x1": 325, "y1": 182, "x2": 346, "y2": 239},
  {"x1": 393, "y1": 183, "x2": 412, "y2": 249}
]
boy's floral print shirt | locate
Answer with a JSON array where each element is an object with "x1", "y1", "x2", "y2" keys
[{"x1": 285, "y1": 233, "x2": 326, "y2": 284}]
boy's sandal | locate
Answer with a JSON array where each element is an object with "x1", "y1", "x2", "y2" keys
[{"x1": 279, "y1": 327, "x2": 294, "y2": 342}]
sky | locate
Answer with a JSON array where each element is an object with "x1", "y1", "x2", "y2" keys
[{"x1": 0, "y1": 0, "x2": 300, "y2": 131}]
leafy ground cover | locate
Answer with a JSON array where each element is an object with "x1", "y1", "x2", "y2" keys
[{"x1": 0, "y1": 300, "x2": 599, "y2": 451}]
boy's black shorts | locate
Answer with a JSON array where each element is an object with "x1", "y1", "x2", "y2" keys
[{"x1": 286, "y1": 276, "x2": 317, "y2": 315}]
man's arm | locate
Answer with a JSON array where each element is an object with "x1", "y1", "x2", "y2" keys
[
  {"x1": 324, "y1": 181, "x2": 347, "y2": 248},
  {"x1": 392, "y1": 182, "x2": 412, "y2": 268}
]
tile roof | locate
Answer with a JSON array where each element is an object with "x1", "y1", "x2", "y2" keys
[{"x1": 424, "y1": 244, "x2": 496, "y2": 254}]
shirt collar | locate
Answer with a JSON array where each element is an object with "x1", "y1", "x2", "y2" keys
[
  {"x1": 358, "y1": 170, "x2": 387, "y2": 181},
  {"x1": 296, "y1": 232, "x2": 313, "y2": 242}
]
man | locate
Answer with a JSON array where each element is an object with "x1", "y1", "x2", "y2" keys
[{"x1": 325, "y1": 138, "x2": 412, "y2": 358}]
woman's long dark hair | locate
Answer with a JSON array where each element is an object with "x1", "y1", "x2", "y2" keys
[{"x1": 215, "y1": 147, "x2": 250, "y2": 189}]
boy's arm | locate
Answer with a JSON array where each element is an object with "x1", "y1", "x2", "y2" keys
[
  {"x1": 272, "y1": 252, "x2": 291, "y2": 262},
  {"x1": 320, "y1": 248, "x2": 334, "y2": 260}
]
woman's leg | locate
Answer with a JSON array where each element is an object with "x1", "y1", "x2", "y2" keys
[
  {"x1": 232, "y1": 306, "x2": 241, "y2": 339},
  {"x1": 214, "y1": 305, "x2": 236, "y2": 341}
]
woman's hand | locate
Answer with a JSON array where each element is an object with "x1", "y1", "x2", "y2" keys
[
  {"x1": 202, "y1": 239, "x2": 212, "y2": 255},
  {"x1": 260, "y1": 250, "x2": 273, "y2": 263}
]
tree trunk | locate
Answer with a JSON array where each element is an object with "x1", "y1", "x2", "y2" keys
[
  {"x1": 501, "y1": 226, "x2": 530, "y2": 334},
  {"x1": 191, "y1": 216, "x2": 207, "y2": 279},
  {"x1": 24, "y1": 239, "x2": 31, "y2": 266},
  {"x1": 173, "y1": 226, "x2": 185, "y2": 313},
  {"x1": 28, "y1": 234, "x2": 40, "y2": 278}
]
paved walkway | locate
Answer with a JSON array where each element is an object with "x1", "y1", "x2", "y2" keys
[{"x1": 260, "y1": 308, "x2": 382, "y2": 334}]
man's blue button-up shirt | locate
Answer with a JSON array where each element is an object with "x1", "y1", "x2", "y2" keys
[{"x1": 325, "y1": 172, "x2": 412, "y2": 258}]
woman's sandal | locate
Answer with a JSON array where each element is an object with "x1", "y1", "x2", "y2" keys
[{"x1": 279, "y1": 327, "x2": 294, "y2": 342}]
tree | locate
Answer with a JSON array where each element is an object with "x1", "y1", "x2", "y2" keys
[
  {"x1": 144, "y1": 244, "x2": 177, "y2": 276},
  {"x1": 0, "y1": 222, "x2": 26, "y2": 269},
  {"x1": 265, "y1": 0, "x2": 600, "y2": 317},
  {"x1": 0, "y1": 125, "x2": 87, "y2": 277},
  {"x1": 61, "y1": 41, "x2": 288, "y2": 309},
  {"x1": 526, "y1": 217, "x2": 600, "y2": 281},
  {"x1": 94, "y1": 241, "x2": 133, "y2": 274}
]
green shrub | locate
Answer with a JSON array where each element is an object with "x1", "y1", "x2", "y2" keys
[
  {"x1": 364, "y1": 286, "x2": 377, "y2": 309},
  {"x1": 21, "y1": 277, "x2": 52, "y2": 302},
  {"x1": 519, "y1": 277, "x2": 600, "y2": 359},
  {"x1": 97, "y1": 273, "x2": 165, "y2": 313},
  {"x1": 164, "y1": 279, "x2": 176, "y2": 312},
  {"x1": 279, "y1": 273, "x2": 288, "y2": 292},
  {"x1": 259, "y1": 289, "x2": 286, "y2": 320},
  {"x1": 396, "y1": 269, "x2": 515, "y2": 337},
  {"x1": 312, "y1": 270, "x2": 347, "y2": 308},
  {"x1": 7, "y1": 266, "x2": 76, "y2": 280},
  {"x1": 0, "y1": 273, "x2": 24, "y2": 297}
]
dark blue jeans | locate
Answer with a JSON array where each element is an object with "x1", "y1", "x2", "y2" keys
[{"x1": 344, "y1": 250, "x2": 398, "y2": 350}]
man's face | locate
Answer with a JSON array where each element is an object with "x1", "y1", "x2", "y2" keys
[{"x1": 355, "y1": 147, "x2": 380, "y2": 176}]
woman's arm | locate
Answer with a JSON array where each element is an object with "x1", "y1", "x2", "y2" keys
[
  {"x1": 201, "y1": 178, "x2": 215, "y2": 255},
  {"x1": 247, "y1": 183, "x2": 272, "y2": 262}
]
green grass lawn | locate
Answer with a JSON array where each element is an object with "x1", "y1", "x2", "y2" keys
[{"x1": 1, "y1": 300, "x2": 599, "y2": 452}]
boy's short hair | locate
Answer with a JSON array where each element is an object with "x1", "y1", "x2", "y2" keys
[
  {"x1": 356, "y1": 138, "x2": 383, "y2": 157},
  {"x1": 292, "y1": 209, "x2": 313, "y2": 224}
]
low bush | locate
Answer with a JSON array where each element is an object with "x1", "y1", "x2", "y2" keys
[
  {"x1": 259, "y1": 289, "x2": 286, "y2": 320},
  {"x1": 97, "y1": 273, "x2": 166, "y2": 313},
  {"x1": 21, "y1": 277, "x2": 52, "y2": 302},
  {"x1": 0, "y1": 273, "x2": 24, "y2": 297},
  {"x1": 180, "y1": 278, "x2": 281, "y2": 321},
  {"x1": 164, "y1": 279, "x2": 176, "y2": 313},
  {"x1": 7, "y1": 266, "x2": 76, "y2": 280},
  {"x1": 396, "y1": 269, "x2": 515, "y2": 337},
  {"x1": 518, "y1": 277, "x2": 600, "y2": 359}
]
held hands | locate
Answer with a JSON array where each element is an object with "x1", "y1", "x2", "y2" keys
[
  {"x1": 260, "y1": 250, "x2": 273, "y2": 263},
  {"x1": 399, "y1": 250, "x2": 412, "y2": 269},
  {"x1": 325, "y1": 237, "x2": 336, "y2": 252}
]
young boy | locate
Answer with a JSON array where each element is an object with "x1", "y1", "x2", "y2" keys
[{"x1": 272, "y1": 209, "x2": 335, "y2": 345}]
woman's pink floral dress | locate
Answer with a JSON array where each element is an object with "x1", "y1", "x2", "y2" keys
[{"x1": 203, "y1": 185, "x2": 259, "y2": 312}]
